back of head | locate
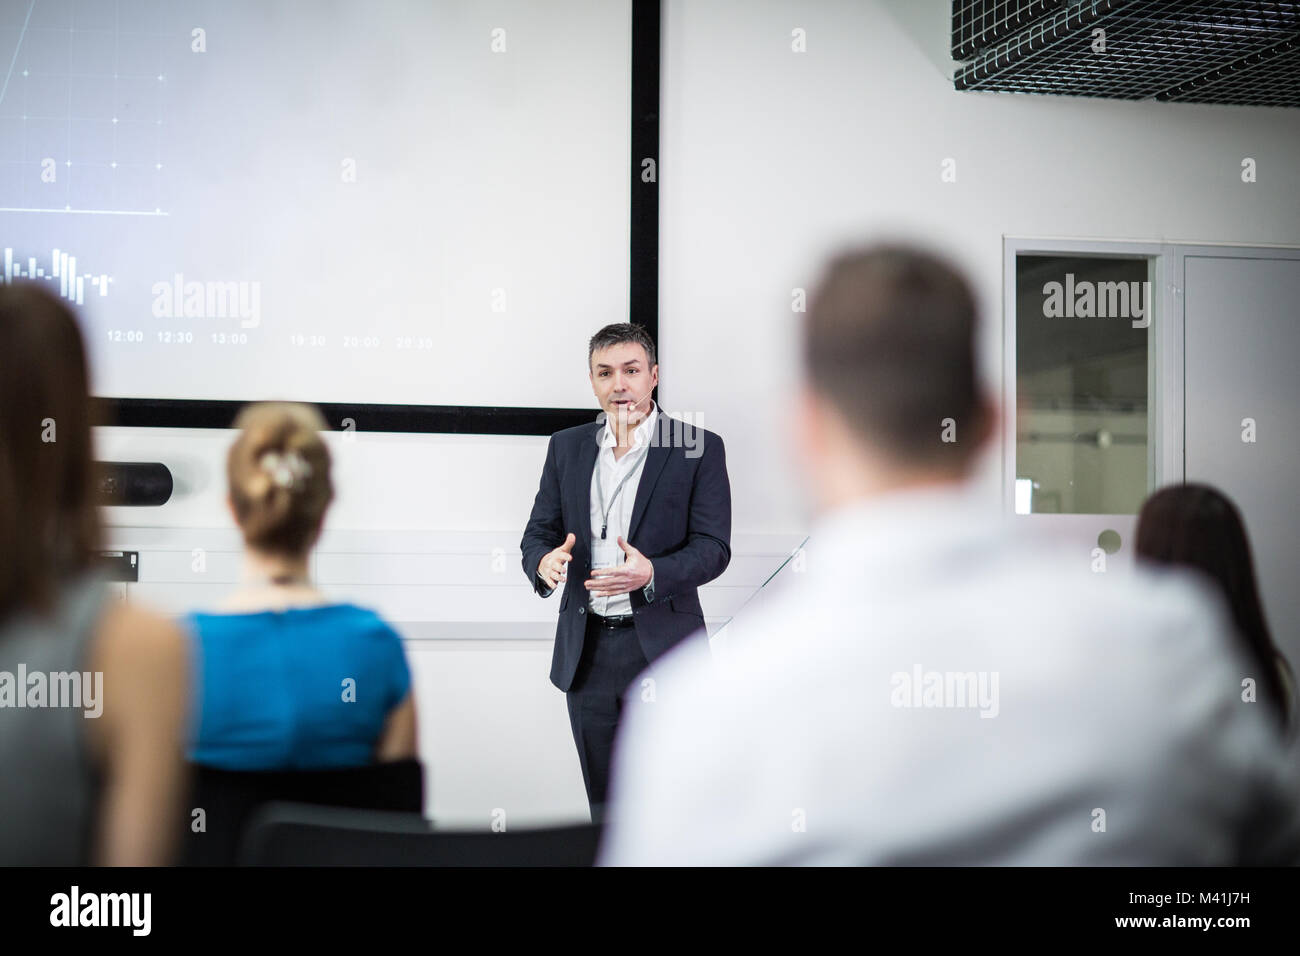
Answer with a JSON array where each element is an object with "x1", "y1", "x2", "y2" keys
[
  {"x1": 1137, "y1": 483, "x2": 1290, "y2": 727},
  {"x1": 802, "y1": 243, "x2": 990, "y2": 474},
  {"x1": 0, "y1": 283, "x2": 102, "y2": 622},
  {"x1": 227, "y1": 403, "x2": 334, "y2": 556}
]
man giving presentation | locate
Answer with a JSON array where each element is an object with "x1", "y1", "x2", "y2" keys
[{"x1": 520, "y1": 322, "x2": 731, "y2": 815}]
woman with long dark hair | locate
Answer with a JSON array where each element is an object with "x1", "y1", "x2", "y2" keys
[
  {"x1": 1136, "y1": 483, "x2": 1295, "y2": 734},
  {"x1": 0, "y1": 283, "x2": 190, "y2": 864}
]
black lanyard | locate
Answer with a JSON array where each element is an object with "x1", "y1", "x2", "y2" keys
[{"x1": 595, "y1": 445, "x2": 648, "y2": 540}]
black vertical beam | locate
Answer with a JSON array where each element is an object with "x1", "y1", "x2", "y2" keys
[{"x1": 630, "y1": 0, "x2": 661, "y2": 392}]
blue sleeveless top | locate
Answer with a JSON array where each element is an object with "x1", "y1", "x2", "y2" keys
[{"x1": 183, "y1": 604, "x2": 411, "y2": 771}]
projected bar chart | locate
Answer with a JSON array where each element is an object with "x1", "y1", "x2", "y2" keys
[{"x1": 1, "y1": 247, "x2": 112, "y2": 304}]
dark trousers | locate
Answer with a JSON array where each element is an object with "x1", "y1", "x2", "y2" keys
[{"x1": 566, "y1": 613, "x2": 650, "y2": 819}]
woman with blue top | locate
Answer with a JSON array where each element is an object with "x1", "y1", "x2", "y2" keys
[{"x1": 185, "y1": 402, "x2": 417, "y2": 770}]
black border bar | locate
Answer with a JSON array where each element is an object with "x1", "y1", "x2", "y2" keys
[{"x1": 91, "y1": 398, "x2": 599, "y2": 436}]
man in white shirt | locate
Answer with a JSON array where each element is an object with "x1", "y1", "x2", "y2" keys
[
  {"x1": 521, "y1": 323, "x2": 731, "y2": 815},
  {"x1": 599, "y1": 244, "x2": 1300, "y2": 865}
]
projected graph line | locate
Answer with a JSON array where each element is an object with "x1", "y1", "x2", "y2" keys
[{"x1": 0, "y1": 0, "x2": 36, "y2": 110}]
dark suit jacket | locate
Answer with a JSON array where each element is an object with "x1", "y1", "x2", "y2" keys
[{"x1": 520, "y1": 410, "x2": 732, "y2": 692}]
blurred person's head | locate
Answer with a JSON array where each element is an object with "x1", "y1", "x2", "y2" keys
[
  {"x1": 588, "y1": 322, "x2": 659, "y2": 433},
  {"x1": 0, "y1": 284, "x2": 102, "y2": 621},
  {"x1": 226, "y1": 403, "x2": 333, "y2": 559},
  {"x1": 1137, "y1": 483, "x2": 1292, "y2": 729},
  {"x1": 795, "y1": 243, "x2": 995, "y2": 511}
]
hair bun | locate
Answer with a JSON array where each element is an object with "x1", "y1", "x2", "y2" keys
[{"x1": 227, "y1": 402, "x2": 333, "y2": 556}]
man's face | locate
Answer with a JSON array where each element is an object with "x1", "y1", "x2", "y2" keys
[{"x1": 590, "y1": 342, "x2": 658, "y2": 430}]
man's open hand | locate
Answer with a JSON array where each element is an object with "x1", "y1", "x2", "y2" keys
[
  {"x1": 585, "y1": 535, "x2": 653, "y2": 597},
  {"x1": 538, "y1": 533, "x2": 576, "y2": 590}
]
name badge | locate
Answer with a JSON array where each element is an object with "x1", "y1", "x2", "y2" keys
[{"x1": 591, "y1": 540, "x2": 624, "y2": 573}]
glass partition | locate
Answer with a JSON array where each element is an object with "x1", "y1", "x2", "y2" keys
[
  {"x1": 709, "y1": 536, "x2": 809, "y2": 649},
  {"x1": 1015, "y1": 254, "x2": 1156, "y2": 515}
]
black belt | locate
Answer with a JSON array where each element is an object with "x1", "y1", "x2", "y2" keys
[{"x1": 591, "y1": 612, "x2": 635, "y2": 628}]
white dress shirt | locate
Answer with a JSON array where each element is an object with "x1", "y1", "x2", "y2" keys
[
  {"x1": 599, "y1": 481, "x2": 1300, "y2": 865},
  {"x1": 587, "y1": 401, "x2": 658, "y2": 617}
]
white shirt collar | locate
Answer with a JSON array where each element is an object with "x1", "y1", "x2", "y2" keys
[{"x1": 600, "y1": 399, "x2": 658, "y2": 450}]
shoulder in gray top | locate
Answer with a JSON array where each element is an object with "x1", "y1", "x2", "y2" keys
[{"x1": 0, "y1": 571, "x2": 108, "y2": 865}]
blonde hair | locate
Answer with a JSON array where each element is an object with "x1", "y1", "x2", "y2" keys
[{"x1": 227, "y1": 403, "x2": 333, "y2": 555}]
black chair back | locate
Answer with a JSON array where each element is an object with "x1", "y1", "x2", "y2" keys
[
  {"x1": 239, "y1": 803, "x2": 602, "y2": 866},
  {"x1": 181, "y1": 758, "x2": 424, "y2": 866}
]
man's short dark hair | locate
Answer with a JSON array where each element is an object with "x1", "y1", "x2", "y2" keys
[
  {"x1": 588, "y1": 322, "x2": 657, "y2": 371},
  {"x1": 802, "y1": 244, "x2": 988, "y2": 470}
]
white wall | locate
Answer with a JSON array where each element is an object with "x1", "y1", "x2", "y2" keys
[{"x1": 97, "y1": 0, "x2": 1300, "y2": 826}]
